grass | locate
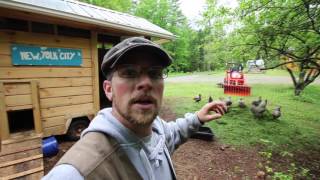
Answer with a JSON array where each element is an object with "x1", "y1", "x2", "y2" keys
[
  {"x1": 164, "y1": 82, "x2": 320, "y2": 151},
  {"x1": 168, "y1": 70, "x2": 226, "y2": 77},
  {"x1": 168, "y1": 69, "x2": 290, "y2": 78}
]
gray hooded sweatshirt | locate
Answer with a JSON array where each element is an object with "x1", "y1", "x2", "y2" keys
[{"x1": 43, "y1": 108, "x2": 202, "y2": 180}]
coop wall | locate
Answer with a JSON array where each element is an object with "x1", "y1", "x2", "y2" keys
[{"x1": 0, "y1": 30, "x2": 97, "y2": 138}]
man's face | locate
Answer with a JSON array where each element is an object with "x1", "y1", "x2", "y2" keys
[{"x1": 103, "y1": 51, "x2": 165, "y2": 126}]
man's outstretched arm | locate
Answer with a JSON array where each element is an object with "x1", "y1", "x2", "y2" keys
[{"x1": 160, "y1": 101, "x2": 227, "y2": 153}]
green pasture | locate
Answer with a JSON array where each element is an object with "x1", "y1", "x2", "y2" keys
[
  {"x1": 168, "y1": 69, "x2": 290, "y2": 78},
  {"x1": 163, "y1": 82, "x2": 320, "y2": 151}
]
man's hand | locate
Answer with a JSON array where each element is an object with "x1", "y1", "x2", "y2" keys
[{"x1": 196, "y1": 101, "x2": 227, "y2": 123}]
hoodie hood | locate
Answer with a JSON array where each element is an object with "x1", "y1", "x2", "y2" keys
[
  {"x1": 80, "y1": 108, "x2": 173, "y2": 180},
  {"x1": 81, "y1": 108, "x2": 143, "y2": 144}
]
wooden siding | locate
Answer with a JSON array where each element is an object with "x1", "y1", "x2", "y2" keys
[
  {"x1": 0, "y1": 134, "x2": 44, "y2": 179},
  {"x1": 0, "y1": 30, "x2": 96, "y2": 137}
]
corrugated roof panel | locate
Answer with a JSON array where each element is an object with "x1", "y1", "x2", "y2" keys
[
  {"x1": 98, "y1": 9, "x2": 122, "y2": 24},
  {"x1": 0, "y1": 0, "x2": 175, "y2": 39},
  {"x1": 67, "y1": 1, "x2": 90, "y2": 17},
  {"x1": 89, "y1": 7, "x2": 111, "y2": 21},
  {"x1": 78, "y1": 3, "x2": 102, "y2": 19},
  {"x1": 108, "y1": 11, "x2": 131, "y2": 26},
  {"x1": 52, "y1": 0, "x2": 74, "y2": 13}
]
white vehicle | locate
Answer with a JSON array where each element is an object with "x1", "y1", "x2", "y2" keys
[{"x1": 247, "y1": 59, "x2": 265, "y2": 72}]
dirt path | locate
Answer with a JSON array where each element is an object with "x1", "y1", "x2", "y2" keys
[
  {"x1": 165, "y1": 74, "x2": 320, "y2": 84},
  {"x1": 172, "y1": 140, "x2": 262, "y2": 179}
]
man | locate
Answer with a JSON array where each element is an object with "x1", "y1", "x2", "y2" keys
[{"x1": 43, "y1": 37, "x2": 227, "y2": 180}]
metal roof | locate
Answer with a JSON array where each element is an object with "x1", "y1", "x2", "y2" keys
[{"x1": 0, "y1": 0, "x2": 175, "y2": 40}]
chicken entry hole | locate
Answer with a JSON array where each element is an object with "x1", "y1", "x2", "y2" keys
[{"x1": 8, "y1": 109, "x2": 35, "y2": 133}]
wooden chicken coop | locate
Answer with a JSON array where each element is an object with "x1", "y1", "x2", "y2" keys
[{"x1": 0, "y1": 0, "x2": 174, "y2": 179}]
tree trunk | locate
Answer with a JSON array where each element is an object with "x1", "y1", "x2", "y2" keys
[{"x1": 294, "y1": 84, "x2": 304, "y2": 96}]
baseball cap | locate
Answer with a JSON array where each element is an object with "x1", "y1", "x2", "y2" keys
[{"x1": 101, "y1": 37, "x2": 172, "y2": 76}]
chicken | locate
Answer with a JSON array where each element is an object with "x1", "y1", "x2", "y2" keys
[
  {"x1": 193, "y1": 94, "x2": 201, "y2": 103},
  {"x1": 225, "y1": 96, "x2": 232, "y2": 107},
  {"x1": 272, "y1": 106, "x2": 281, "y2": 119},
  {"x1": 208, "y1": 96, "x2": 213, "y2": 103},
  {"x1": 251, "y1": 96, "x2": 262, "y2": 106},
  {"x1": 238, "y1": 98, "x2": 246, "y2": 108},
  {"x1": 219, "y1": 96, "x2": 232, "y2": 105},
  {"x1": 250, "y1": 99, "x2": 267, "y2": 118}
]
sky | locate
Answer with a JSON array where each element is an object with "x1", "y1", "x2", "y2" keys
[
  {"x1": 179, "y1": 0, "x2": 206, "y2": 23},
  {"x1": 179, "y1": 0, "x2": 239, "y2": 24}
]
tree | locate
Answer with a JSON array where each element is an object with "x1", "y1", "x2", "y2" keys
[
  {"x1": 238, "y1": 0, "x2": 320, "y2": 95},
  {"x1": 200, "y1": 0, "x2": 247, "y2": 70},
  {"x1": 134, "y1": 0, "x2": 196, "y2": 72}
]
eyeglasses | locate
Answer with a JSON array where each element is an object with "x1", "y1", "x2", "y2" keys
[{"x1": 115, "y1": 65, "x2": 168, "y2": 80}]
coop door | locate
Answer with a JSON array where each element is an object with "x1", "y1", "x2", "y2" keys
[{"x1": 0, "y1": 81, "x2": 42, "y2": 140}]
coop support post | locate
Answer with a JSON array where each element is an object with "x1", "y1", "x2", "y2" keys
[{"x1": 0, "y1": 83, "x2": 9, "y2": 140}]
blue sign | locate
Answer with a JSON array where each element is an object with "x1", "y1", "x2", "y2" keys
[{"x1": 11, "y1": 44, "x2": 82, "y2": 66}]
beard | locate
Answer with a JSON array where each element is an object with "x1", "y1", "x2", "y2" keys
[{"x1": 113, "y1": 94, "x2": 160, "y2": 126}]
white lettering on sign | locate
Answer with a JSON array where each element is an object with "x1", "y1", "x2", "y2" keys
[
  {"x1": 20, "y1": 52, "x2": 41, "y2": 60},
  {"x1": 41, "y1": 51, "x2": 58, "y2": 60},
  {"x1": 20, "y1": 52, "x2": 32, "y2": 60},
  {"x1": 59, "y1": 52, "x2": 75, "y2": 60},
  {"x1": 14, "y1": 45, "x2": 81, "y2": 66}
]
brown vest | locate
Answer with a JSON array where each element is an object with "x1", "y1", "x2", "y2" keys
[{"x1": 56, "y1": 132, "x2": 143, "y2": 180}]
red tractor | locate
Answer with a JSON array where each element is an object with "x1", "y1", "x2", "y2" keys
[{"x1": 223, "y1": 63, "x2": 251, "y2": 96}]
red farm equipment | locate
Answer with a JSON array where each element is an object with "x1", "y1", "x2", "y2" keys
[{"x1": 223, "y1": 63, "x2": 251, "y2": 96}]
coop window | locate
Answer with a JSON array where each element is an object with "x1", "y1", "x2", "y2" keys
[
  {"x1": 98, "y1": 34, "x2": 120, "y2": 44},
  {"x1": 0, "y1": 17, "x2": 28, "y2": 31},
  {"x1": 57, "y1": 25, "x2": 90, "y2": 38},
  {"x1": 7, "y1": 109, "x2": 35, "y2": 133},
  {"x1": 31, "y1": 21, "x2": 54, "y2": 34}
]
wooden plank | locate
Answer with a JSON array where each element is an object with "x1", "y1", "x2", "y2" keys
[
  {"x1": 0, "y1": 83, "x2": 9, "y2": 140},
  {"x1": 43, "y1": 124, "x2": 66, "y2": 137},
  {"x1": 0, "y1": 154, "x2": 42, "y2": 168},
  {"x1": 0, "y1": 42, "x2": 92, "y2": 59},
  {"x1": 40, "y1": 94, "x2": 93, "y2": 108},
  {"x1": 0, "y1": 42, "x2": 10, "y2": 55},
  {"x1": 0, "y1": 31, "x2": 90, "y2": 49},
  {"x1": 41, "y1": 103, "x2": 94, "y2": 118},
  {"x1": 0, "y1": 67, "x2": 92, "y2": 79},
  {"x1": 38, "y1": 77, "x2": 92, "y2": 88},
  {"x1": 6, "y1": 105, "x2": 33, "y2": 111},
  {"x1": 1, "y1": 131, "x2": 41, "y2": 145},
  {"x1": 1, "y1": 77, "x2": 93, "y2": 89},
  {"x1": 82, "y1": 48, "x2": 92, "y2": 59},
  {"x1": 91, "y1": 31, "x2": 100, "y2": 113},
  {"x1": 82, "y1": 58, "x2": 92, "y2": 68},
  {"x1": 0, "y1": 54, "x2": 11, "y2": 67},
  {"x1": 4, "y1": 95, "x2": 32, "y2": 107},
  {"x1": 31, "y1": 81, "x2": 42, "y2": 134},
  {"x1": 0, "y1": 144, "x2": 41, "y2": 157},
  {"x1": 1, "y1": 165, "x2": 43, "y2": 179},
  {"x1": 3, "y1": 83, "x2": 31, "y2": 96},
  {"x1": 26, "y1": 171, "x2": 44, "y2": 180},
  {"x1": 39, "y1": 86, "x2": 92, "y2": 98},
  {"x1": 0, "y1": 148, "x2": 41, "y2": 165},
  {"x1": 42, "y1": 116, "x2": 66, "y2": 128}
]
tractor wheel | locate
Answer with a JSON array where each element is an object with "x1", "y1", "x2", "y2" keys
[{"x1": 67, "y1": 119, "x2": 89, "y2": 141}]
